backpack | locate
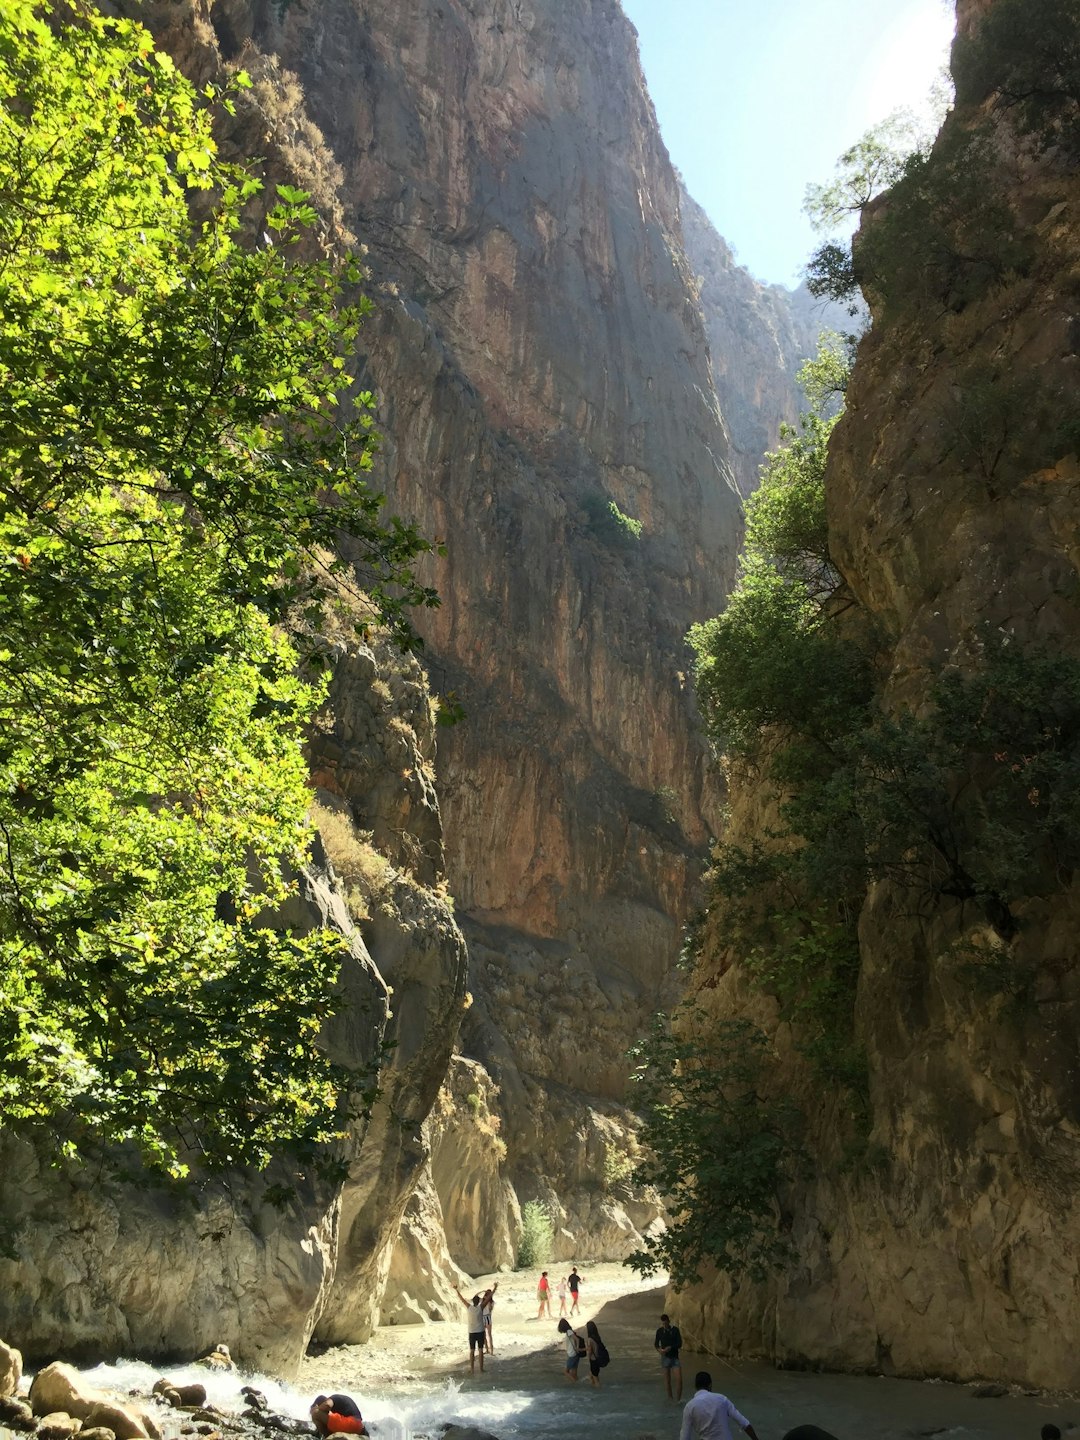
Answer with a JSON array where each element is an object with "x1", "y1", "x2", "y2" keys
[
  {"x1": 596, "y1": 1340, "x2": 610, "y2": 1369},
  {"x1": 576, "y1": 1332, "x2": 587, "y2": 1356}
]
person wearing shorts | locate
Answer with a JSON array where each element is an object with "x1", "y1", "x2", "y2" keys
[
  {"x1": 655, "y1": 1313, "x2": 683, "y2": 1401},
  {"x1": 558, "y1": 1317, "x2": 583, "y2": 1380},
  {"x1": 455, "y1": 1285, "x2": 487, "y2": 1373},
  {"x1": 568, "y1": 1266, "x2": 582, "y2": 1314}
]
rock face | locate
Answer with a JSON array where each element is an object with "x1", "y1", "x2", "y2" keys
[
  {"x1": 680, "y1": 186, "x2": 855, "y2": 497},
  {"x1": 166, "y1": 0, "x2": 832, "y2": 1250},
  {"x1": 678, "y1": 0, "x2": 1080, "y2": 1391}
]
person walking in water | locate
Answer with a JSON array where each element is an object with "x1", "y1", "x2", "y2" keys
[
  {"x1": 568, "y1": 1265, "x2": 583, "y2": 1313},
  {"x1": 557, "y1": 1316, "x2": 584, "y2": 1382},
  {"x1": 585, "y1": 1319, "x2": 606, "y2": 1388},
  {"x1": 481, "y1": 1282, "x2": 498, "y2": 1354},
  {"x1": 556, "y1": 1274, "x2": 569, "y2": 1315},
  {"x1": 537, "y1": 1270, "x2": 552, "y2": 1318},
  {"x1": 454, "y1": 1285, "x2": 487, "y2": 1374},
  {"x1": 681, "y1": 1372, "x2": 761, "y2": 1440},
  {"x1": 655, "y1": 1312, "x2": 683, "y2": 1401}
]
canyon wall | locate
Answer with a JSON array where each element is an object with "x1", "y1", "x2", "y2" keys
[
  {"x1": 170, "y1": 0, "x2": 831, "y2": 1250},
  {"x1": 677, "y1": 0, "x2": 1080, "y2": 1390},
  {"x1": 2, "y1": 0, "x2": 839, "y2": 1362}
]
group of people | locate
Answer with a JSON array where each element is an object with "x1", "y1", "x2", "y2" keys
[
  {"x1": 556, "y1": 1315, "x2": 608, "y2": 1386},
  {"x1": 536, "y1": 1265, "x2": 583, "y2": 1317}
]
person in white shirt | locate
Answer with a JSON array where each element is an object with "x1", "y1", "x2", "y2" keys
[
  {"x1": 454, "y1": 1285, "x2": 487, "y2": 1374},
  {"x1": 680, "y1": 1372, "x2": 761, "y2": 1440}
]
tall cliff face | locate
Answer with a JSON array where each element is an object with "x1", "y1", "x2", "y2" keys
[
  {"x1": 182, "y1": 0, "x2": 746, "y2": 1235},
  {"x1": 679, "y1": 0, "x2": 1080, "y2": 1390},
  {"x1": 679, "y1": 188, "x2": 851, "y2": 498},
  {"x1": 98, "y1": 0, "x2": 841, "y2": 1282}
]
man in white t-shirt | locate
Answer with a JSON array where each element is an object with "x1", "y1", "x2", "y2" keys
[
  {"x1": 680, "y1": 1372, "x2": 761, "y2": 1440},
  {"x1": 454, "y1": 1285, "x2": 487, "y2": 1373}
]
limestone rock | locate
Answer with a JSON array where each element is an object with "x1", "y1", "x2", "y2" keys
[
  {"x1": 80, "y1": 1402, "x2": 148, "y2": 1440},
  {"x1": 80, "y1": 1430, "x2": 118, "y2": 1440},
  {"x1": 30, "y1": 1365, "x2": 97, "y2": 1421},
  {"x1": 0, "y1": 1396, "x2": 34, "y2": 1431},
  {"x1": 681, "y1": 0, "x2": 1080, "y2": 1392},
  {"x1": 0, "y1": 1339, "x2": 20, "y2": 1399},
  {"x1": 37, "y1": 1414, "x2": 82, "y2": 1440}
]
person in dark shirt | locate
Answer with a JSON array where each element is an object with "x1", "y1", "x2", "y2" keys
[
  {"x1": 568, "y1": 1266, "x2": 583, "y2": 1314},
  {"x1": 310, "y1": 1395, "x2": 367, "y2": 1436},
  {"x1": 655, "y1": 1313, "x2": 683, "y2": 1401}
]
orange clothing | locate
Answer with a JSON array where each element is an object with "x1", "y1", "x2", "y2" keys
[{"x1": 327, "y1": 1415, "x2": 365, "y2": 1435}]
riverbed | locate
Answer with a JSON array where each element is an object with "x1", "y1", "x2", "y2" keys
[{"x1": 83, "y1": 1264, "x2": 1077, "y2": 1440}]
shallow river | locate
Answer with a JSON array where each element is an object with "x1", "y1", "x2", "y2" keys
[{"x1": 76, "y1": 1273, "x2": 1075, "y2": 1440}]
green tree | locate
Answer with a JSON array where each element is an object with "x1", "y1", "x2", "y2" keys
[
  {"x1": 0, "y1": 0, "x2": 436, "y2": 1178},
  {"x1": 626, "y1": 1011, "x2": 801, "y2": 1287},
  {"x1": 516, "y1": 1199, "x2": 555, "y2": 1269}
]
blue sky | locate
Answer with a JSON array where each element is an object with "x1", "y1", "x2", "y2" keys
[{"x1": 620, "y1": 0, "x2": 955, "y2": 287}]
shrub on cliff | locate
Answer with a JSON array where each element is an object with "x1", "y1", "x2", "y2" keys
[{"x1": 0, "y1": 0, "x2": 436, "y2": 1178}]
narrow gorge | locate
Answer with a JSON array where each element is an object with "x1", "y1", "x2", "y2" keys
[{"x1": 3, "y1": 0, "x2": 1077, "y2": 1408}]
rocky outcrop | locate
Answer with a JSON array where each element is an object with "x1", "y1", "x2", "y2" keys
[
  {"x1": 677, "y1": 0, "x2": 1080, "y2": 1391},
  {"x1": 0, "y1": 859, "x2": 385, "y2": 1375},
  {"x1": 428, "y1": 1056, "x2": 519, "y2": 1276}
]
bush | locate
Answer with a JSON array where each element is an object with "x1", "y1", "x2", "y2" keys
[
  {"x1": 582, "y1": 493, "x2": 643, "y2": 546},
  {"x1": 516, "y1": 1199, "x2": 555, "y2": 1269}
]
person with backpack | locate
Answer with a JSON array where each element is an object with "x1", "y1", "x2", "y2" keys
[
  {"x1": 585, "y1": 1320, "x2": 610, "y2": 1387},
  {"x1": 557, "y1": 1316, "x2": 585, "y2": 1381}
]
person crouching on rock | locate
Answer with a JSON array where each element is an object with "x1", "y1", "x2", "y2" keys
[{"x1": 310, "y1": 1395, "x2": 368, "y2": 1436}]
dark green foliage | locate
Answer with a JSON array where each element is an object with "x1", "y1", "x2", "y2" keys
[
  {"x1": 855, "y1": 127, "x2": 1031, "y2": 317},
  {"x1": 806, "y1": 240, "x2": 860, "y2": 311},
  {"x1": 582, "y1": 492, "x2": 643, "y2": 546},
  {"x1": 953, "y1": 0, "x2": 1080, "y2": 157},
  {"x1": 937, "y1": 362, "x2": 1074, "y2": 492},
  {"x1": 626, "y1": 1011, "x2": 802, "y2": 1287},
  {"x1": 855, "y1": 642, "x2": 1080, "y2": 934}
]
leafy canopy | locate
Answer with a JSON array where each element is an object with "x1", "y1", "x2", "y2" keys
[
  {"x1": 0, "y1": 0, "x2": 435, "y2": 1178},
  {"x1": 626, "y1": 1011, "x2": 801, "y2": 1288}
]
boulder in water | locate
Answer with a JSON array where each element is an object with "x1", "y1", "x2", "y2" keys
[
  {"x1": 81, "y1": 1400, "x2": 150, "y2": 1440},
  {"x1": 194, "y1": 1346, "x2": 234, "y2": 1372},
  {"x1": 440, "y1": 1428, "x2": 502, "y2": 1440},
  {"x1": 30, "y1": 1363, "x2": 99, "y2": 1419},
  {"x1": 81, "y1": 1430, "x2": 118, "y2": 1440},
  {"x1": 37, "y1": 1412, "x2": 83, "y2": 1440},
  {"x1": 0, "y1": 1395, "x2": 34, "y2": 1430},
  {"x1": 0, "y1": 1338, "x2": 21, "y2": 1398}
]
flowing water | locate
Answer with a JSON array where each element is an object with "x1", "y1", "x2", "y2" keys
[{"x1": 79, "y1": 1305, "x2": 1076, "y2": 1440}]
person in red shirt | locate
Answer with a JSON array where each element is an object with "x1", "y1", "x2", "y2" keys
[{"x1": 536, "y1": 1270, "x2": 552, "y2": 1318}]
